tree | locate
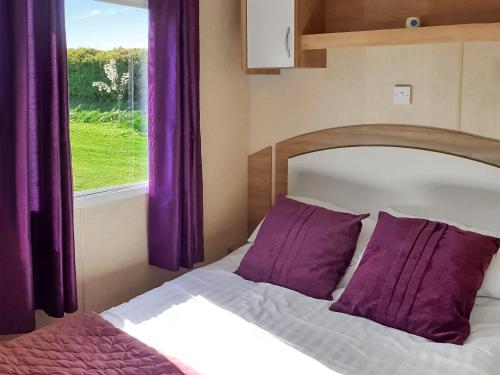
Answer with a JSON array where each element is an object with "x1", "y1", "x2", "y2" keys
[{"x1": 92, "y1": 59, "x2": 129, "y2": 107}]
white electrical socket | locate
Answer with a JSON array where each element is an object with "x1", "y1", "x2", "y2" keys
[{"x1": 393, "y1": 85, "x2": 412, "y2": 105}]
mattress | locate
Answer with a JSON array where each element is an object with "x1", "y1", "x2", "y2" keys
[{"x1": 102, "y1": 244, "x2": 500, "y2": 375}]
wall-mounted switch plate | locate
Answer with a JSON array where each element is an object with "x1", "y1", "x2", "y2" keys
[{"x1": 393, "y1": 85, "x2": 412, "y2": 105}]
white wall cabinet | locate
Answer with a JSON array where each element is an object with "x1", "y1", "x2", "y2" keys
[
  {"x1": 246, "y1": 0, "x2": 295, "y2": 69},
  {"x1": 241, "y1": 0, "x2": 326, "y2": 74}
]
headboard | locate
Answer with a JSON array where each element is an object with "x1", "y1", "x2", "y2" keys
[
  {"x1": 248, "y1": 147, "x2": 272, "y2": 236},
  {"x1": 248, "y1": 124, "x2": 500, "y2": 234}
]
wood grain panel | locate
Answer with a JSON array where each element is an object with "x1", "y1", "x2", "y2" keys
[
  {"x1": 295, "y1": 0, "x2": 327, "y2": 68},
  {"x1": 275, "y1": 125, "x2": 500, "y2": 199},
  {"x1": 325, "y1": 0, "x2": 500, "y2": 32},
  {"x1": 248, "y1": 147, "x2": 273, "y2": 236},
  {"x1": 302, "y1": 23, "x2": 500, "y2": 49}
]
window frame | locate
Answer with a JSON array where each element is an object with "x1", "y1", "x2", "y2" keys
[{"x1": 74, "y1": 182, "x2": 148, "y2": 208}]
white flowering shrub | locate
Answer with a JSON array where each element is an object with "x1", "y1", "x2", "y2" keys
[{"x1": 92, "y1": 59, "x2": 129, "y2": 105}]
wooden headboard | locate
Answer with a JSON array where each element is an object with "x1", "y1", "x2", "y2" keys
[
  {"x1": 248, "y1": 147, "x2": 272, "y2": 236},
  {"x1": 248, "y1": 124, "x2": 500, "y2": 234}
]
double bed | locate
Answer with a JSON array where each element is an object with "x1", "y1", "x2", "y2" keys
[
  {"x1": 102, "y1": 243, "x2": 500, "y2": 375},
  {"x1": 2, "y1": 124, "x2": 500, "y2": 374}
]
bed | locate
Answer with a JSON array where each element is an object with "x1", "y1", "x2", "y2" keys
[
  {"x1": 102, "y1": 243, "x2": 500, "y2": 375},
  {"x1": 2, "y1": 124, "x2": 500, "y2": 374},
  {"x1": 100, "y1": 125, "x2": 500, "y2": 374}
]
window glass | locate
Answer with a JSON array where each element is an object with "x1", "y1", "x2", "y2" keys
[{"x1": 65, "y1": 0, "x2": 148, "y2": 192}]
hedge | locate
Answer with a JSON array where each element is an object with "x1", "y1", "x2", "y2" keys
[{"x1": 67, "y1": 48, "x2": 147, "y2": 110}]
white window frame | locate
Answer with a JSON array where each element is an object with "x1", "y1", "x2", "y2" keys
[
  {"x1": 74, "y1": 182, "x2": 148, "y2": 209},
  {"x1": 70, "y1": 0, "x2": 149, "y2": 206}
]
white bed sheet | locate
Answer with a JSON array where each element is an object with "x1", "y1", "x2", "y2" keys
[{"x1": 102, "y1": 244, "x2": 500, "y2": 375}]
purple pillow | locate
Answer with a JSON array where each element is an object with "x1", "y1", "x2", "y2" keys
[
  {"x1": 235, "y1": 196, "x2": 369, "y2": 300},
  {"x1": 331, "y1": 211, "x2": 500, "y2": 345}
]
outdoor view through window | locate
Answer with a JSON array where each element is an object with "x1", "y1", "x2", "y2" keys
[{"x1": 65, "y1": 0, "x2": 148, "y2": 192}]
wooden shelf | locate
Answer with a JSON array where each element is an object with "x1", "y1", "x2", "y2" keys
[{"x1": 301, "y1": 22, "x2": 500, "y2": 50}]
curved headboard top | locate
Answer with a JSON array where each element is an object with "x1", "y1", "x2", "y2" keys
[{"x1": 275, "y1": 124, "x2": 500, "y2": 198}]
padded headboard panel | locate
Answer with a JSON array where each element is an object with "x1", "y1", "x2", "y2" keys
[
  {"x1": 288, "y1": 147, "x2": 500, "y2": 232},
  {"x1": 247, "y1": 125, "x2": 500, "y2": 235}
]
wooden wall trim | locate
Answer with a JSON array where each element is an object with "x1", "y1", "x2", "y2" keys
[
  {"x1": 275, "y1": 124, "x2": 500, "y2": 199},
  {"x1": 295, "y1": 0, "x2": 327, "y2": 68},
  {"x1": 248, "y1": 147, "x2": 273, "y2": 236},
  {"x1": 324, "y1": 0, "x2": 500, "y2": 33}
]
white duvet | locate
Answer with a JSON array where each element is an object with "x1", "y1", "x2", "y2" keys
[{"x1": 102, "y1": 244, "x2": 500, "y2": 375}]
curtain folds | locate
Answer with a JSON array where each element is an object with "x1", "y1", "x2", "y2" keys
[
  {"x1": 0, "y1": 0, "x2": 77, "y2": 334},
  {"x1": 148, "y1": 0, "x2": 204, "y2": 271}
]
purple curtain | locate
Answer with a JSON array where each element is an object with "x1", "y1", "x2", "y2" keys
[
  {"x1": 0, "y1": 0, "x2": 77, "y2": 334},
  {"x1": 148, "y1": 0, "x2": 204, "y2": 271}
]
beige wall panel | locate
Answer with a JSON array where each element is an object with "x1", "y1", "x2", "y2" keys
[
  {"x1": 81, "y1": 195, "x2": 175, "y2": 313},
  {"x1": 461, "y1": 42, "x2": 500, "y2": 139},
  {"x1": 199, "y1": 0, "x2": 249, "y2": 263},
  {"x1": 249, "y1": 44, "x2": 463, "y2": 153},
  {"x1": 74, "y1": 208, "x2": 85, "y2": 310}
]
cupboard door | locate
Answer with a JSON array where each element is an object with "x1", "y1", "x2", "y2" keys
[{"x1": 247, "y1": 0, "x2": 295, "y2": 68}]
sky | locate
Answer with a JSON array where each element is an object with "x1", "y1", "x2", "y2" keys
[{"x1": 65, "y1": 0, "x2": 148, "y2": 50}]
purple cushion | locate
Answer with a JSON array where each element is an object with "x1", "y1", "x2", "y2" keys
[
  {"x1": 235, "y1": 196, "x2": 369, "y2": 300},
  {"x1": 331, "y1": 212, "x2": 500, "y2": 344}
]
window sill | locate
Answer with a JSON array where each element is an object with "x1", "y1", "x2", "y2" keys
[{"x1": 74, "y1": 182, "x2": 148, "y2": 209}]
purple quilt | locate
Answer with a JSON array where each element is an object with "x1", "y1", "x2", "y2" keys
[{"x1": 0, "y1": 313, "x2": 197, "y2": 374}]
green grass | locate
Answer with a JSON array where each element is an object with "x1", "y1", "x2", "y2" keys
[{"x1": 70, "y1": 121, "x2": 148, "y2": 192}]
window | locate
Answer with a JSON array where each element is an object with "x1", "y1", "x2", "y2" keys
[{"x1": 65, "y1": 0, "x2": 148, "y2": 193}]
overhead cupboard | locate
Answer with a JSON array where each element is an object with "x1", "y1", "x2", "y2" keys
[
  {"x1": 246, "y1": 0, "x2": 295, "y2": 69},
  {"x1": 241, "y1": 0, "x2": 327, "y2": 73},
  {"x1": 242, "y1": 0, "x2": 500, "y2": 74}
]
